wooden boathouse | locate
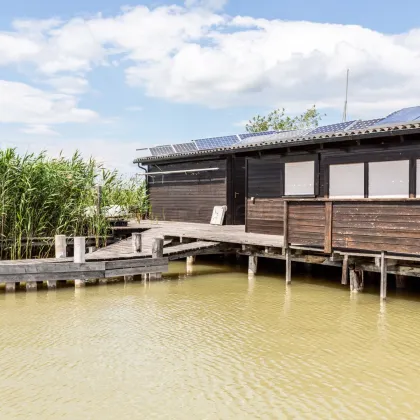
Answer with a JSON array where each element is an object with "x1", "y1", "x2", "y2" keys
[{"x1": 133, "y1": 106, "x2": 420, "y2": 298}]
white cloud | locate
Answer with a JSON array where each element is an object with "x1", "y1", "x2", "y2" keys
[
  {"x1": 184, "y1": 0, "x2": 228, "y2": 11},
  {"x1": 20, "y1": 124, "x2": 60, "y2": 136},
  {"x1": 126, "y1": 106, "x2": 144, "y2": 112},
  {"x1": 0, "y1": 80, "x2": 98, "y2": 125},
  {"x1": 46, "y1": 76, "x2": 89, "y2": 94},
  {"x1": 2, "y1": 5, "x2": 420, "y2": 127}
]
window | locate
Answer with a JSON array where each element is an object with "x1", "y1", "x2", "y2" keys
[
  {"x1": 329, "y1": 163, "x2": 365, "y2": 198},
  {"x1": 284, "y1": 161, "x2": 315, "y2": 196},
  {"x1": 369, "y1": 160, "x2": 409, "y2": 198}
]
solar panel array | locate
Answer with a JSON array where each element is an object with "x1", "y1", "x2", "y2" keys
[
  {"x1": 307, "y1": 121, "x2": 355, "y2": 136},
  {"x1": 372, "y1": 106, "x2": 420, "y2": 126},
  {"x1": 172, "y1": 142, "x2": 198, "y2": 154},
  {"x1": 348, "y1": 118, "x2": 383, "y2": 130},
  {"x1": 143, "y1": 106, "x2": 420, "y2": 158},
  {"x1": 194, "y1": 135, "x2": 240, "y2": 150},
  {"x1": 149, "y1": 145, "x2": 175, "y2": 156},
  {"x1": 238, "y1": 131, "x2": 277, "y2": 140}
]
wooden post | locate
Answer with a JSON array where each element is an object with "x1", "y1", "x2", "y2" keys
[
  {"x1": 283, "y1": 201, "x2": 289, "y2": 254},
  {"x1": 55, "y1": 235, "x2": 67, "y2": 259},
  {"x1": 96, "y1": 185, "x2": 102, "y2": 216},
  {"x1": 186, "y1": 255, "x2": 196, "y2": 265},
  {"x1": 395, "y1": 275, "x2": 407, "y2": 289},
  {"x1": 285, "y1": 248, "x2": 292, "y2": 284},
  {"x1": 380, "y1": 251, "x2": 387, "y2": 300},
  {"x1": 74, "y1": 236, "x2": 86, "y2": 288},
  {"x1": 248, "y1": 255, "x2": 258, "y2": 275},
  {"x1": 51, "y1": 234, "x2": 67, "y2": 289},
  {"x1": 324, "y1": 202, "x2": 333, "y2": 254},
  {"x1": 350, "y1": 269, "x2": 364, "y2": 293},
  {"x1": 26, "y1": 281, "x2": 37, "y2": 292},
  {"x1": 5, "y1": 283, "x2": 16, "y2": 293},
  {"x1": 150, "y1": 238, "x2": 164, "y2": 280},
  {"x1": 132, "y1": 233, "x2": 142, "y2": 253},
  {"x1": 341, "y1": 254, "x2": 349, "y2": 285}
]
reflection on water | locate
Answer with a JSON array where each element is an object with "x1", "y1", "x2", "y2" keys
[{"x1": 1, "y1": 260, "x2": 420, "y2": 419}]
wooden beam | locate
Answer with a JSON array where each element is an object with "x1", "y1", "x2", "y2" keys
[
  {"x1": 105, "y1": 265, "x2": 168, "y2": 278},
  {"x1": 283, "y1": 201, "x2": 289, "y2": 249},
  {"x1": 248, "y1": 256, "x2": 258, "y2": 275},
  {"x1": 341, "y1": 254, "x2": 349, "y2": 285},
  {"x1": 380, "y1": 251, "x2": 387, "y2": 300},
  {"x1": 324, "y1": 201, "x2": 333, "y2": 254},
  {"x1": 285, "y1": 248, "x2": 292, "y2": 284}
]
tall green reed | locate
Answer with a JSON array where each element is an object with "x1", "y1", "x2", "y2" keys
[{"x1": 0, "y1": 148, "x2": 148, "y2": 260}]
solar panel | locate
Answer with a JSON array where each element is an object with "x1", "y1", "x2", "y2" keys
[
  {"x1": 238, "y1": 131, "x2": 277, "y2": 140},
  {"x1": 239, "y1": 129, "x2": 311, "y2": 145},
  {"x1": 372, "y1": 106, "x2": 420, "y2": 126},
  {"x1": 194, "y1": 135, "x2": 240, "y2": 150},
  {"x1": 172, "y1": 142, "x2": 198, "y2": 154},
  {"x1": 308, "y1": 121, "x2": 355, "y2": 136},
  {"x1": 149, "y1": 145, "x2": 176, "y2": 156},
  {"x1": 349, "y1": 118, "x2": 383, "y2": 130}
]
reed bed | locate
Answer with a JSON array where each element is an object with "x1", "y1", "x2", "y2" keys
[{"x1": 0, "y1": 148, "x2": 148, "y2": 260}]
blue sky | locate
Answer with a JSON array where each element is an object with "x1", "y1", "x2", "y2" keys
[{"x1": 1, "y1": 0, "x2": 420, "y2": 173}]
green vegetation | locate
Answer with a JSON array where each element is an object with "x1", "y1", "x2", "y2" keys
[
  {"x1": 0, "y1": 148, "x2": 148, "y2": 260},
  {"x1": 246, "y1": 105, "x2": 324, "y2": 133}
]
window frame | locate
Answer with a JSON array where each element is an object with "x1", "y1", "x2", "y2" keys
[
  {"x1": 328, "y1": 162, "x2": 366, "y2": 199},
  {"x1": 281, "y1": 155, "x2": 318, "y2": 198},
  {"x1": 325, "y1": 154, "x2": 417, "y2": 198}
]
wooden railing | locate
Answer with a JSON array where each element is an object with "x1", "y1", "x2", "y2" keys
[{"x1": 284, "y1": 199, "x2": 420, "y2": 256}]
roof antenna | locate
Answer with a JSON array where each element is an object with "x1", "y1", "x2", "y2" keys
[{"x1": 342, "y1": 69, "x2": 349, "y2": 122}]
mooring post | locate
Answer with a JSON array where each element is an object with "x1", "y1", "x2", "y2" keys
[
  {"x1": 26, "y1": 281, "x2": 37, "y2": 292},
  {"x1": 55, "y1": 235, "x2": 67, "y2": 259},
  {"x1": 285, "y1": 248, "x2": 292, "y2": 284},
  {"x1": 380, "y1": 251, "x2": 387, "y2": 300},
  {"x1": 150, "y1": 237, "x2": 164, "y2": 281},
  {"x1": 341, "y1": 254, "x2": 349, "y2": 285},
  {"x1": 132, "y1": 233, "x2": 142, "y2": 253},
  {"x1": 248, "y1": 255, "x2": 258, "y2": 276},
  {"x1": 74, "y1": 236, "x2": 86, "y2": 288},
  {"x1": 350, "y1": 268, "x2": 364, "y2": 293},
  {"x1": 186, "y1": 255, "x2": 196, "y2": 265},
  {"x1": 5, "y1": 282, "x2": 16, "y2": 293}
]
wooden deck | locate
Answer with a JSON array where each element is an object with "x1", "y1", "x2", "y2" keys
[{"x1": 99, "y1": 221, "x2": 284, "y2": 260}]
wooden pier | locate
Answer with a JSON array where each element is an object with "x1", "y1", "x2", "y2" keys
[{"x1": 2, "y1": 219, "x2": 420, "y2": 301}]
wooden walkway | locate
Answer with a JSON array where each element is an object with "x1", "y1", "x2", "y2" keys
[{"x1": 95, "y1": 221, "x2": 284, "y2": 261}]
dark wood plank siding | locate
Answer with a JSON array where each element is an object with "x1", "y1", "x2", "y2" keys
[
  {"x1": 332, "y1": 202, "x2": 420, "y2": 255},
  {"x1": 288, "y1": 202, "x2": 325, "y2": 247},
  {"x1": 247, "y1": 198, "x2": 284, "y2": 235},
  {"x1": 148, "y1": 160, "x2": 226, "y2": 223},
  {"x1": 246, "y1": 157, "x2": 283, "y2": 235},
  {"x1": 233, "y1": 157, "x2": 246, "y2": 225}
]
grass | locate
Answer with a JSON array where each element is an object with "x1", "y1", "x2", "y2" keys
[{"x1": 0, "y1": 148, "x2": 148, "y2": 260}]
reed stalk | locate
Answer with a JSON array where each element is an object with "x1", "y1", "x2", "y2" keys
[{"x1": 0, "y1": 148, "x2": 148, "y2": 260}]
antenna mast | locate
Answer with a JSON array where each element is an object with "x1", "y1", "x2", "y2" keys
[{"x1": 342, "y1": 69, "x2": 349, "y2": 122}]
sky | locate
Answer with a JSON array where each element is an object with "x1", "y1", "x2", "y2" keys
[{"x1": 1, "y1": 0, "x2": 420, "y2": 174}]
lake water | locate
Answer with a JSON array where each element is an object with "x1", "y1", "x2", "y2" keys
[{"x1": 1, "y1": 259, "x2": 420, "y2": 419}]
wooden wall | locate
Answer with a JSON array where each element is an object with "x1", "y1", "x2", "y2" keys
[
  {"x1": 286, "y1": 200, "x2": 420, "y2": 256},
  {"x1": 332, "y1": 202, "x2": 420, "y2": 255},
  {"x1": 287, "y1": 202, "x2": 325, "y2": 247},
  {"x1": 148, "y1": 159, "x2": 227, "y2": 224},
  {"x1": 246, "y1": 157, "x2": 284, "y2": 235}
]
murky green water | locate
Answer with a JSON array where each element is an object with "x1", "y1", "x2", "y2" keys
[{"x1": 1, "y1": 260, "x2": 420, "y2": 419}]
